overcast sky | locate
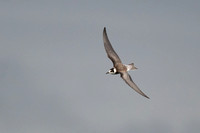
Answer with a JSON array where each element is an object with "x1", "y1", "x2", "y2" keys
[{"x1": 1, "y1": 0, "x2": 200, "y2": 133}]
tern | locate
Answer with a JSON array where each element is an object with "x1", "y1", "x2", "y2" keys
[{"x1": 103, "y1": 27, "x2": 149, "y2": 99}]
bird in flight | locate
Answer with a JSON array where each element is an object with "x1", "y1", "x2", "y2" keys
[{"x1": 103, "y1": 27, "x2": 149, "y2": 99}]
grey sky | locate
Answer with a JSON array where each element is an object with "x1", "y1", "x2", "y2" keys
[{"x1": 1, "y1": 0, "x2": 200, "y2": 133}]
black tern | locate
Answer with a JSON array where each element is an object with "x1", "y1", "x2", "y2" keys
[{"x1": 103, "y1": 27, "x2": 149, "y2": 99}]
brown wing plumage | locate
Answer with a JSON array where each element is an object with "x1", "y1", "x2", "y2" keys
[
  {"x1": 103, "y1": 27, "x2": 122, "y2": 65},
  {"x1": 120, "y1": 72, "x2": 149, "y2": 99}
]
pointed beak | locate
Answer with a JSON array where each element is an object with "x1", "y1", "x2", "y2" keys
[
  {"x1": 106, "y1": 72, "x2": 109, "y2": 74},
  {"x1": 133, "y1": 66, "x2": 138, "y2": 69}
]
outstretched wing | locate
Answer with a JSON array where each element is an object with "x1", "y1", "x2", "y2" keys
[
  {"x1": 120, "y1": 72, "x2": 149, "y2": 99},
  {"x1": 103, "y1": 27, "x2": 122, "y2": 65}
]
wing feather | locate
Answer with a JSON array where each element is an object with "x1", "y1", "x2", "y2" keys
[
  {"x1": 120, "y1": 72, "x2": 149, "y2": 99},
  {"x1": 103, "y1": 27, "x2": 121, "y2": 65}
]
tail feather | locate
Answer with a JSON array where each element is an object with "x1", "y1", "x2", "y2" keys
[
  {"x1": 128, "y1": 63, "x2": 137, "y2": 70},
  {"x1": 125, "y1": 63, "x2": 137, "y2": 71}
]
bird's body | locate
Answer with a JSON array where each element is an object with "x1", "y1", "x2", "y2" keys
[{"x1": 103, "y1": 27, "x2": 149, "y2": 99}]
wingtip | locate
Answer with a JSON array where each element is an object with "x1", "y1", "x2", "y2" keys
[
  {"x1": 145, "y1": 95, "x2": 150, "y2": 99},
  {"x1": 103, "y1": 27, "x2": 108, "y2": 38},
  {"x1": 103, "y1": 27, "x2": 106, "y2": 33},
  {"x1": 142, "y1": 93, "x2": 150, "y2": 99}
]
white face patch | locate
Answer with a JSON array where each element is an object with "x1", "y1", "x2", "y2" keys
[
  {"x1": 113, "y1": 68, "x2": 117, "y2": 73},
  {"x1": 109, "y1": 68, "x2": 117, "y2": 74}
]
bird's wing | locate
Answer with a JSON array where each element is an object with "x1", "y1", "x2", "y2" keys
[
  {"x1": 103, "y1": 27, "x2": 122, "y2": 65},
  {"x1": 120, "y1": 72, "x2": 149, "y2": 99}
]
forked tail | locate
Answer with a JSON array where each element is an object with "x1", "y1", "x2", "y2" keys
[{"x1": 126, "y1": 63, "x2": 137, "y2": 71}]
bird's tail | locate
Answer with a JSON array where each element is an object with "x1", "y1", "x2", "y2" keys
[{"x1": 128, "y1": 63, "x2": 138, "y2": 70}]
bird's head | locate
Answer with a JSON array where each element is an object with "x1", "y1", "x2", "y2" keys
[{"x1": 106, "y1": 68, "x2": 117, "y2": 75}]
